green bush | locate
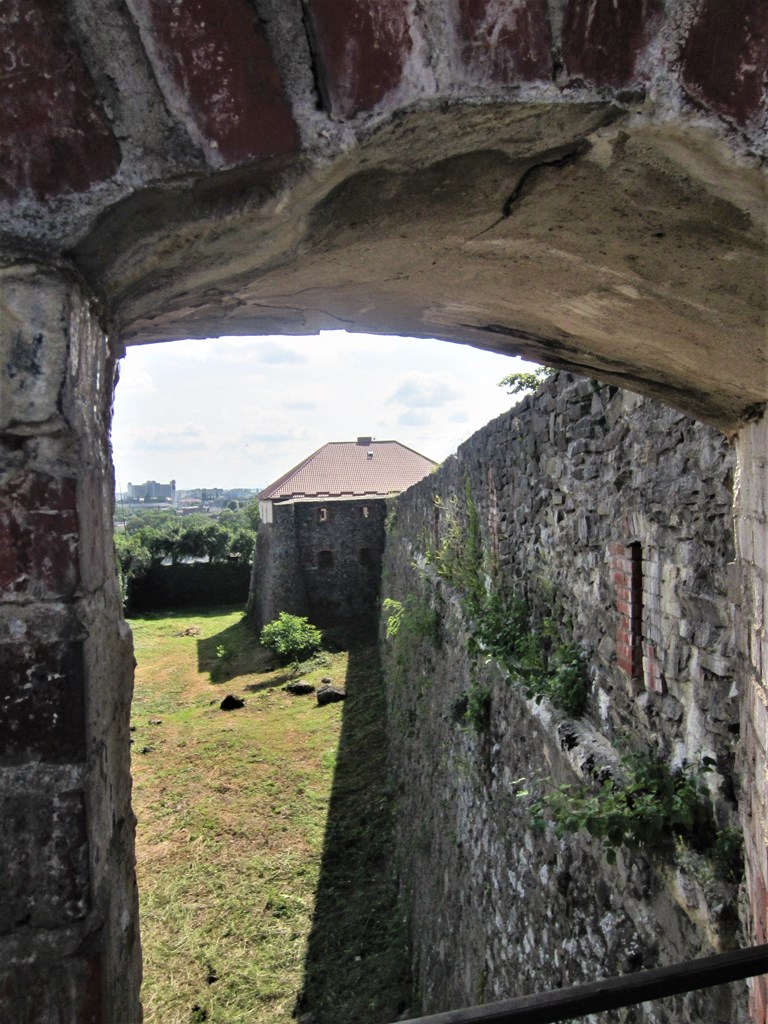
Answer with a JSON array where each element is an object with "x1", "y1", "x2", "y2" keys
[{"x1": 260, "y1": 612, "x2": 323, "y2": 664}]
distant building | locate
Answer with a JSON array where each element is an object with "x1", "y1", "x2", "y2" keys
[
  {"x1": 127, "y1": 479, "x2": 176, "y2": 503},
  {"x1": 249, "y1": 437, "x2": 437, "y2": 635}
]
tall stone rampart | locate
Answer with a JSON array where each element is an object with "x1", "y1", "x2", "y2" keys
[{"x1": 380, "y1": 374, "x2": 745, "y2": 1020}]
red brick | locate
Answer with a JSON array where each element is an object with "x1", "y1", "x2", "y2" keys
[
  {"x1": 457, "y1": 0, "x2": 552, "y2": 82},
  {"x1": 0, "y1": 474, "x2": 78, "y2": 598},
  {"x1": 681, "y1": 0, "x2": 768, "y2": 127},
  {"x1": 144, "y1": 0, "x2": 299, "y2": 163},
  {"x1": 306, "y1": 0, "x2": 412, "y2": 117},
  {"x1": 0, "y1": 642, "x2": 85, "y2": 764},
  {"x1": 562, "y1": 0, "x2": 664, "y2": 87},
  {"x1": 0, "y1": 0, "x2": 120, "y2": 199}
]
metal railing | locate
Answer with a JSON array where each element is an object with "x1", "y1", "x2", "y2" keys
[{"x1": 395, "y1": 943, "x2": 768, "y2": 1024}]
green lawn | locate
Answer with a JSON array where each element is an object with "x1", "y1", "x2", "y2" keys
[{"x1": 130, "y1": 607, "x2": 411, "y2": 1024}]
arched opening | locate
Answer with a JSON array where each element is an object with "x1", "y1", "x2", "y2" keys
[
  {"x1": 1, "y1": 7, "x2": 765, "y2": 1019},
  {"x1": 112, "y1": 329, "x2": 544, "y2": 1019}
]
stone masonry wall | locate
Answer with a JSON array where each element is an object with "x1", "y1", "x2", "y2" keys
[
  {"x1": 0, "y1": 264, "x2": 139, "y2": 1024},
  {"x1": 380, "y1": 373, "x2": 745, "y2": 1021}
]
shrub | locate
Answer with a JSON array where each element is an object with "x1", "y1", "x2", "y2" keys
[
  {"x1": 530, "y1": 751, "x2": 718, "y2": 865},
  {"x1": 260, "y1": 612, "x2": 322, "y2": 664}
]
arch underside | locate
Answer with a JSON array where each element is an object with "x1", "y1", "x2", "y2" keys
[{"x1": 67, "y1": 102, "x2": 765, "y2": 432}]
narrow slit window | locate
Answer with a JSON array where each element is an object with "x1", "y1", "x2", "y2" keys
[
  {"x1": 629, "y1": 541, "x2": 643, "y2": 681},
  {"x1": 318, "y1": 507, "x2": 328, "y2": 522},
  {"x1": 318, "y1": 549, "x2": 334, "y2": 568}
]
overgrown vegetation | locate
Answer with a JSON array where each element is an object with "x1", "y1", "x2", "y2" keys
[
  {"x1": 383, "y1": 596, "x2": 440, "y2": 646},
  {"x1": 467, "y1": 592, "x2": 588, "y2": 717},
  {"x1": 421, "y1": 483, "x2": 588, "y2": 719},
  {"x1": 259, "y1": 612, "x2": 323, "y2": 665},
  {"x1": 131, "y1": 607, "x2": 411, "y2": 1024},
  {"x1": 527, "y1": 749, "x2": 744, "y2": 881}
]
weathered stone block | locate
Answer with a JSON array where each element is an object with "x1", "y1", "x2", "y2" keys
[
  {"x1": 0, "y1": 956, "x2": 101, "y2": 1024},
  {"x1": 0, "y1": 789, "x2": 89, "y2": 932},
  {"x1": 0, "y1": 267, "x2": 70, "y2": 432},
  {"x1": 0, "y1": 641, "x2": 85, "y2": 763}
]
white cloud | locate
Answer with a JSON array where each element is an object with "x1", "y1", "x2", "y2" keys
[
  {"x1": 386, "y1": 371, "x2": 463, "y2": 408},
  {"x1": 398, "y1": 409, "x2": 432, "y2": 426},
  {"x1": 129, "y1": 425, "x2": 206, "y2": 452}
]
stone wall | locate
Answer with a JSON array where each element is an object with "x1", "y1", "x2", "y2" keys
[
  {"x1": 380, "y1": 374, "x2": 746, "y2": 1021},
  {"x1": 249, "y1": 498, "x2": 387, "y2": 635},
  {"x1": 0, "y1": 265, "x2": 139, "y2": 1023}
]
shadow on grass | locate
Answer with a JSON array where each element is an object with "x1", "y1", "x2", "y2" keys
[
  {"x1": 296, "y1": 640, "x2": 413, "y2": 1024},
  {"x1": 196, "y1": 615, "x2": 273, "y2": 683}
]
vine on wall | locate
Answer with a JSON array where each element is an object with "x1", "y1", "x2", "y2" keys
[{"x1": 421, "y1": 482, "x2": 588, "y2": 720}]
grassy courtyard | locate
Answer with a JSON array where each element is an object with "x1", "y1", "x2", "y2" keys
[{"x1": 130, "y1": 607, "x2": 411, "y2": 1024}]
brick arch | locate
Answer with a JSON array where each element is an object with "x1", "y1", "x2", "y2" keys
[{"x1": 0, "y1": 2, "x2": 766, "y2": 1020}]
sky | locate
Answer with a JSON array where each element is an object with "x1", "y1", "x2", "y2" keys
[{"x1": 111, "y1": 331, "x2": 539, "y2": 492}]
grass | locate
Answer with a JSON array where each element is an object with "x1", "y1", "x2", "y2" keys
[{"x1": 130, "y1": 607, "x2": 411, "y2": 1024}]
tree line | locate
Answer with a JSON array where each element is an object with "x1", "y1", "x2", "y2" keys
[{"x1": 115, "y1": 502, "x2": 259, "y2": 601}]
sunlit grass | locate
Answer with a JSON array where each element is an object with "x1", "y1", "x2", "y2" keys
[{"x1": 130, "y1": 607, "x2": 410, "y2": 1024}]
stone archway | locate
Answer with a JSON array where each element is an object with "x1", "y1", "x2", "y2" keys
[{"x1": 0, "y1": 3, "x2": 765, "y2": 1020}]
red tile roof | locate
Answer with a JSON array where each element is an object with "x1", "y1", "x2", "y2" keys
[{"x1": 259, "y1": 439, "x2": 437, "y2": 500}]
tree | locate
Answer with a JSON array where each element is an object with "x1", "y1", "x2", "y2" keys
[
  {"x1": 229, "y1": 529, "x2": 256, "y2": 564},
  {"x1": 498, "y1": 366, "x2": 555, "y2": 395},
  {"x1": 243, "y1": 498, "x2": 260, "y2": 532},
  {"x1": 114, "y1": 533, "x2": 152, "y2": 605},
  {"x1": 201, "y1": 522, "x2": 230, "y2": 563}
]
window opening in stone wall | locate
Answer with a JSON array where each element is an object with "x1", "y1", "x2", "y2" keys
[
  {"x1": 629, "y1": 541, "x2": 644, "y2": 683},
  {"x1": 361, "y1": 506, "x2": 369, "y2": 518},
  {"x1": 318, "y1": 549, "x2": 334, "y2": 568},
  {"x1": 359, "y1": 547, "x2": 372, "y2": 566},
  {"x1": 319, "y1": 507, "x2": 328, "y2": 522}
]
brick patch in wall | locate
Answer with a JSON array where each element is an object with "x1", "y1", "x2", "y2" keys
[
  {"x1": 0, "y1": 641, "x2": 86, "y2": 763},
  {"x1": 0, "y1": 474, "x2": 78, "y2": 599},
  {"x1": 0, "y1": 789, "x2": 89, "y2": 933},
  {"x1": 610, "y1": 541, "x2": 644, "y2": 683}
]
